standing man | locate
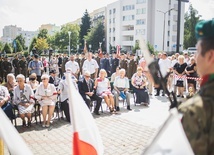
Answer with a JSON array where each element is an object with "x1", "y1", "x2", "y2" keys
[
  {"x1": 119, "y1": 53, "x2": 128, "y2": 71},
  {"x1": 12, "y1": 55, "x2": 19, "y2": 77},
  {"x1": 82, "y1": 52, "x2": 99, "y2": 79},
  {"x1": 110, "y1": 52, "x2": 119, "y2": 75},
  {"x1": 178, "y1": 19, "x2": 214, "y2": 155},
  {"x1": 18, "y1": 56, "x2": 28, "y2": 77},
  {"x1": 1, "y1": 56, "x2": 12, "y2": 82},
  {"x1": 100, "y1": 52, "x2": 111, "y2": 77},
  {"x1": 65, "y1": 54, "x2": 80, "y2": 79},
  {"x1": 57, "y1": 54, "x2": 63, "y2": 78},
  {"x1": 127, "y1": 53, "x2": 137, "y2": 79},
  {"x1": 28, "y1": 54, "x2": 44, "y2": 82}
]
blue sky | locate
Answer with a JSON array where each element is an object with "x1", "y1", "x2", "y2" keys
[{"x1": 0, "y1": 0, "x2": 213, "y2": 37}]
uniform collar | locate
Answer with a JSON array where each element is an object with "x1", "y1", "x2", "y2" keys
[{"x1": 200, "y1": 74, "x2": 214, "y2": 86}]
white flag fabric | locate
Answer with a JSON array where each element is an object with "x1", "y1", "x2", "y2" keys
[
  {"x1": 65, "y1": 73, "x2": 104, "y2": 155},
  {"x1": 0, "y1": 108, "x2": 33, "y2": 155},
  {"x1": 143, "y1": 108, "x2": 194, "y2": 155}
]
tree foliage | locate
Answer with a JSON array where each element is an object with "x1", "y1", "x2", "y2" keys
[
  {"x1": 147, "y1": 42, "x2": 154, "y2": 54},
  {"x1": 0, "y1": 41, "x2": 4, "y2": 51},
  {"x1": 85, "y1": 21, "x2": 105, "y2": 51},
  {"x1": 80, "y1": 10, "x2": 91, "y2": 48},
  {"x1": 34, "y1": 38, "x2": 49, "y2": 55},
  {"x1": 132, "y1": 41, "x2": 140, "y2": 53},
  {"x1": 15, "y1": 34, "x2": 26, "y2": 50},
  {"x1": 29, "y1": 37, "x2": 37, "y2": 52},
  {"x1": 183, "y1": 4, "x2": 201, "y2": 49},
  {"x1": 3, "y1": 43, "x2": 12, "y2": 54},
  {"x1": 37, "y1": 29, "x2": 49, "y2": 39},
  {"x1": 13, "y1": 40, "x2": 23, "y2": 53},
  {"x1": 49, "y1": 23, "x2": 80, "y2": 53}
]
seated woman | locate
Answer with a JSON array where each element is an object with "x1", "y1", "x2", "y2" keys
[
  {"x1": 27, "y1": 73, "x2": 39, "y2": 93},
  {"x1": 4, "y1": 73, "x2": 17, "y2": 99},
  {"x1": 0, "y1": 77, "x2": 14, "y2": 120},
  {"x1": 13, "y1": 74, "x2": 35, "y2": 127},
  {"x1": 131, "y1": 67, "x2": 150, "y2": 106},
  {"x1": 35, "y1": 74, "x2": 57, "y2": 128},
  {"x1": 94, "y1": 69, "x2": 115, "y2": 113}
]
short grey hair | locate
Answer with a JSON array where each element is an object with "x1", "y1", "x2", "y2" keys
[
  {"x1": 7, "y1": 73, "x2": 16, "y2": 82},
  {"x1": 84, "y1": 70, "x2": 91, "y2": 76},
  {"x1": 41, "y1": 74, "x2": 49, "y2": 80},
  {"x1": 16, "y1": 74, "x2": 25, "y2": 81},
  {"x1": 119, "y1": 68, "x2": 126, "y2": 74}
]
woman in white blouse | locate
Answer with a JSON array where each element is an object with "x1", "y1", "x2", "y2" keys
[
  {"x1": 13, "y1": 74, "x2": 35, "y2": 127},
  {"x1": 35, "y1": 74, "x2": 57, "y2": 128}
]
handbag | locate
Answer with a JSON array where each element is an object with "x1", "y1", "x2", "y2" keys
[{"x1": 176, "y1": 80, "x2": 184, "y2": 87}]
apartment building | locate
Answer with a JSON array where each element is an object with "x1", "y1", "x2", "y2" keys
[
  {"x1": 18, "y1": 31, "x2": 38, "y2": 48},
  {"x1": 1, "y1": 25, "x2": 22, "y2": 44},
  {"x1": 107, "y1": 0, "x2": 185, "y2": 53}
]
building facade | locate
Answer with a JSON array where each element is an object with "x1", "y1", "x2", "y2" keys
[
  {"x1": 106, "y1": 0, "x2": 185, "y2": 53},
  {"x1": 1, "y1": 25, "x2": 22, "y2": 44},
  {"x1": 18, "y1": 31, "x2": 38, "y2": 49}
]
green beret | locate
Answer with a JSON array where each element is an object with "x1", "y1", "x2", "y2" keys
[{"x1": 195, "y1": 19, "x2": 214, "y2": 40}]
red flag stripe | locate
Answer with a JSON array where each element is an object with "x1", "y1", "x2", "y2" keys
[{"x1": 73, "y1": 132, "x2": 98, "y2": 155}]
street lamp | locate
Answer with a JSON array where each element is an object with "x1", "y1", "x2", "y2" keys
[
  {"x1": 157, "y1": 8, "x2": 174, "y2": 51},
  {"x1": 68, "y1": 31, "x2": 71, "y2": 56},
  {"x1": 89, "y1": 44, "x2": 92, "y2": 51}
]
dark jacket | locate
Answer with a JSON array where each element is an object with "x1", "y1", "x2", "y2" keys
[{"x1": 78, "y1": 78, "x2": 94, "y2": 96}]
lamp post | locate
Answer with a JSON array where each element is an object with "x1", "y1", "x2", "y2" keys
[
  {"x1": 157, "y1": 8, "x2": 174, "y2": 51},
  {"x1": 68, "y1": 31, "x2": 71, "y2": 56},
  {"x1": 89, "y1": 44, "x2": 92, "y2": 52}
]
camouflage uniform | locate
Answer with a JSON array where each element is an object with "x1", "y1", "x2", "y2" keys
[
  {"x1": 178, "y1": 77, "x2": 214, "y2": 155},
  {"x1": 178, "y1": 19, "x2": 214, "y2": 155}
]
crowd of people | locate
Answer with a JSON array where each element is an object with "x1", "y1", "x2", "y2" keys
[{"x1": 0, "y1": 49, "x2": 199, "y2": 128}]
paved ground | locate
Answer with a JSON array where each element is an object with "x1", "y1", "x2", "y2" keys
[{"x1": 4, "y1": 95, "x2": 171, "y2": 155}]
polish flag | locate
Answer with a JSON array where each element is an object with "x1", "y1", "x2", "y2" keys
[
  {"x1": 65, "y1": 73, "x2": 104, "y2": 155},
  {"x1": 116, "y1": 45, "x2": 120, "y2": 58},
  {"x1": 0, "y1": 108, "x2": 33, "y2": 155}
]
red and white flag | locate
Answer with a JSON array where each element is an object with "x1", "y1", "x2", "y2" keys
[
  {"x1": 116, "y1": 45, "x2": 120, "y2": 58},
  {"x1": 65, "y1": 73, "x2": 104, "y2": 155}
]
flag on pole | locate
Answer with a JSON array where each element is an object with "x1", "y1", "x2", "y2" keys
[
  {"x1": 0, "y1": 109, "x2": 33, "y2": 155},
  {"x1": 143, "y1": 108, "x2": 194, "y2": 155},
  {"x1": 0, "y1": 139, "x2": 3, "y2": 155},
  {"x1": 65, "y1": 73, "x2": 104, "y2": 155},
  {"x1": 116, "y1": 45, "x2": 120, "y2": 58}
]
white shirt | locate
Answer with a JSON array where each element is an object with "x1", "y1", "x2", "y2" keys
[
  {"x1": 158, "y1": 58, "x2": 171, "y2": 77},
  {"x1": 82, "y1": 59, "x2": 99, "y2": 74},
  {"x1": 65, "y1": 61, "x2": 80, "y2": 74},
  {"x1": 113, "y1": 76, "x2": 129, "y2": 88}
]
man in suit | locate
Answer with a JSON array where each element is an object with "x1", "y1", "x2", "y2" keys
[
  {"x1": 100, "y1": 52, "x2": 111, "y2": 77},
  {"x1": 49, "y1": 69, "x2": 60, "y2": 87},
  {"x1": 110, "y1": 52, "x2": 119, "y2": 75},
  {"x1": 78, "y1": 70, "x2": 102, "y2": 115}
]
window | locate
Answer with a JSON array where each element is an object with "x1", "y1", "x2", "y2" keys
[
  {"x1": 136, "y1": 0, "x2": 146, "y2": 4},
  {"x1": 136, "y1": 19, "x2": 146, "y2": 25},
  {"x1": 123, "y1": 15, "x2": 135, "y2": 21},
  {"x1": 113, "y1": 37, "x2": 115, "y2": 41},
  {"x1": 169, "y1": 0, "x2": 171, "y2": 5},
  {"x1": 113, "y1": 18, "x2": 115, "y2": 23},
  {"x1": 136, "y1": 8, "x2": 146, "y2": 14},
  {"x1": 168, "y1": 20, "x2": 170, "y2": 26},
  {"x1": 168, "y1": 31, "x2": 170, "y2": 36},
  {"x1": 113, "y1": 8, "x2": 116, "y2": 14},
  {"x1": 136, "y1": 29, "x2": 145, "y2": 35},
  {"x1": 167, "y1": 41, "x2": 170, "y2": 47},
  {"x1": 109, "y1": 10, "x2": 112, "y2": 15},
  {"x1": 109, "y1": 19, "x2": 111, "y2": 24},
  {"x1": 109, "y1": 28, "x2": 111, "y2": 33},
  {"x1": 123, "y1": 5, "x2": 135, "y2": 11}
]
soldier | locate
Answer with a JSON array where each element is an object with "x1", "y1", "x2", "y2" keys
[
  {"x1": 61, "y1": 53, "x2": 69, "y2": 74},
  {"x1": 127, "y1": 53, "x2": 137, "y2": 79},
  {"x1": 18, "y1": 56, "x2": 28, "y2": 77},
  {"x1": 178, "y1": 19, "x2": 214, "y2": 154},
  {"x1": 12, "y1": 55, "x2": 20, "y2": 76},
  {"x1": 80, "y1": 52, "x2": 86, "y2": 75},
  {"x1": 119, "y1": 53, "x2": 128, "y2": 75},
  {"x1": 110, "y1": 52, "x2": 119, "y2": 75},
  {"x1": 1, "y1": 56, "x2": 12, "y2": 82}
]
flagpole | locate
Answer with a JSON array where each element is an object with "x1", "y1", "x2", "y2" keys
[{"x1": 0, "y1": 139, "x2": 3, "y2": 155}]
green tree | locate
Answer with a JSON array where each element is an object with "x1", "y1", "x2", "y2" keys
[
  {"x1": 15, "y1": 34, "x2": 26, "y2": 50},
  {"x1": 85, "y1": 21, "x2": 105, "y2": 51},
  {"x1": 2, "y1": 43, "x2": 12, "y2": 54},
  {"x1": 29, "y1": 37, "x2": 37, "y2": 52},
  {"x1": 183, "y1": 4, "x2": 201, "y2": 49},
  {"x1": 37, "y1": 29, "x2": 49, "y2": 39},
  {"x1": 34, "y1": 38, "x2": 49, "y2": 55},
  {"x1": 147, "y1": 42, "x2": 154, "y2": 54},
  {"x1": 13, "y1": 40, "x2": 23, "y2": 53},
  {"x1": 132, "y1": 41, "x2": 140, "y2": 53},
  {"x1": 80, "y1": 10, "x2": 91, "y2": 48},
  {"x1": 52, "y1": 23, "x2": 80, "y2": 52},
  {"x1": 0, "y1": 41, "x2": 4, "y2": 51}
]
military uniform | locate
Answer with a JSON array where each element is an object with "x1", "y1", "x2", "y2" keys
[
  {"x1": 178, "y1": 19, "x2": 214, "y2": 155},
  {"x1": 127, "y1": 58, "x2": 137, "y2": 79},
  {"x1": 12, "y1": 57, "x2": 19, "y2": 76},
  {"x1": 18, "y1": 57, "x2": 28, "y2": 77},
  {"x1": 110, "y1": 57, "x2": 119, "y2": 75},
  {"x1": 119, "y1": 59, "x2": 128, "y2": 71},
  {"x1": 1, "y1": 57, "x2": 12, "y2": 82}
]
